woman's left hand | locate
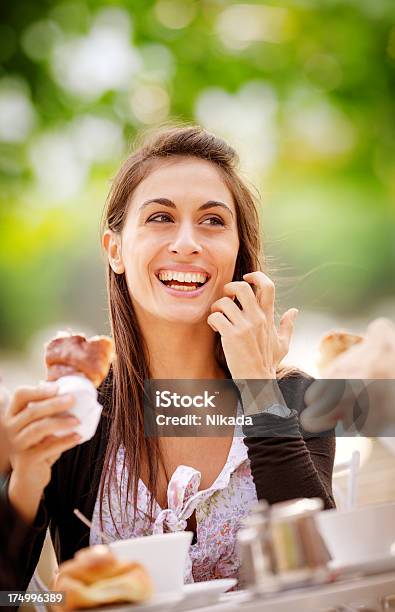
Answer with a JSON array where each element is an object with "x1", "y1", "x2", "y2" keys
[{"x1": 207, "y1": 271, "x2": 298, "y2": 379}]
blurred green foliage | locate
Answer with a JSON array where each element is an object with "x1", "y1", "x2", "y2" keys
[{"x1": 0, "y1": 0, "x2": 394, "y2": 349}]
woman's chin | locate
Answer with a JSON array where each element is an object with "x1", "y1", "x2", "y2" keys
[{"x1": 157, "y1": 307, "x2": 210, "y2": 326}]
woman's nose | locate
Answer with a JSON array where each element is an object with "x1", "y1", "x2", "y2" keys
[{"x1": 168, "y1": 223, "x2": 202, "y2": 255}]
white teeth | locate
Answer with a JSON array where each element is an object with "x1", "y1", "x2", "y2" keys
[
  {"x1": 169, "y1": 284, "x2": 198, "y2": 291},
  {"x1": 157, "y1": 270, "x2": 208, "y2": 283}
]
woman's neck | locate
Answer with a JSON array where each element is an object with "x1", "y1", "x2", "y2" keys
[{"x1": 138, "y1": 315, "x2": 226, "y2": 380}]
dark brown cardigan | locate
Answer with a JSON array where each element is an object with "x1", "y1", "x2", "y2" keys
[{"x1": 3, "y1": 373, "x2": 335, "y2": 591}]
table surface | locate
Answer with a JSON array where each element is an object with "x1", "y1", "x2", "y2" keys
[
  {"x1": 193, "y1": 570, "x2": 395, "y2": 612},
  {"x1": 34, "y1": 570, "x2": 395, "y2": 612}
]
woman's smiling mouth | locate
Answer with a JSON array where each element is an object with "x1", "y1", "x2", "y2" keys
[{"x1": 154, "y1": 269, "x2": 211, "y2": 297}]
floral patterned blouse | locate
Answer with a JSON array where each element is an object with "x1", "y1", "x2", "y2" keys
[{"x1": 89, "y1": 423, "x2": 258, "y2": 583}]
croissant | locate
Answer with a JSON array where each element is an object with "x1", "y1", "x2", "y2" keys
[
  {"x1": 45, "y1": 333, "x2": 113, "y2": 387},
  {"x1": 53, "y1": 545, "x2": 153, "y2": 610}
]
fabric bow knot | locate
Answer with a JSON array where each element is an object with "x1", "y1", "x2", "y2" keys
[{"x1": 153, "y1": 465, "x2": 202, "y2": 534}]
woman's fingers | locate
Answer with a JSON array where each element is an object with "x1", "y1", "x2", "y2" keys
[
  {"x1": 301, "y1": 379, "x2": 356, "y2": 432},
  {"x1": 207, "y1": 312, "x2": 233, "y2": 335},
  {"x1": 242, "y1": 271, "x2": 275, "y2": 319},
  {"x1": 300, "y1": 406, "x2": 340, "y2": 433},
  {"x1": 8, "y1": 382, "x2": 59, "y2": 416},
  {"x1": 303, "y1": 380, "x2": 342, "y2": 432},
  {"x1": 33, "y1": 435, "x2": 62, "y2": 464},
  {"x1": 304, "y1": 379, "x2": 333, "y2": 404},
  {"x1": 33, "y1": 433, "x2": 81, "y2": 463},
  {"x1": 305, "y1": 379, "x2": 346, "y2": 411},
  {"x1": 222, "y1": 281, "x2": 260, "y2": 316},
  {"x1": 366, "y1": 317, "x2": 395, "y2": 340},
  {"x1": 208, "y1": 271, "x2": 299, "y2": 378},
  {"x1": 210, "y1": 296, "x2": 244, "y2": 325},
  {"x1": 9, "y1": 394, "x2": 75, "y2": 435},
  {"x1": 47, "y1": 452, "x2": 62, "y2": 464},
  {"x1": 14, "y1": 415, "x2": 80, "y2": 451}
]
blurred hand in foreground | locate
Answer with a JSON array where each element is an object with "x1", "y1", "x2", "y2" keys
[
  {"x1": 301, "y1": 318, "x2": 395, "y2": 434},
  {"x1": 319, "y1": 318, "x2": 395, "y2": 379}
]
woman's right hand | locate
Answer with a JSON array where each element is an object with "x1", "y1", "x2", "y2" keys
[{"x1": 5, "y1": 382, "x2": 81, "y2": 523}]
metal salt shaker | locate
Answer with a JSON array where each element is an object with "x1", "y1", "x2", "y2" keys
[
  {"x1": 270, "y1": 497, "x2": 332, "y2": 587},
  {"x1": 237, "y1": 498, "x2": 332, "y2": 593},
  {"x1": 237, "y1": 500, "x2": 278, "y2": 593}
]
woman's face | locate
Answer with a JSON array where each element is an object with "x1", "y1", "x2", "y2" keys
[{"x1": 105, "y1": 157, "x2": 240, "y2": 325}]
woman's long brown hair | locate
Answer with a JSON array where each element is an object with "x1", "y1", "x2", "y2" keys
[{"x1": 99, "y1": 124, "x2": 294, "y2": 533}]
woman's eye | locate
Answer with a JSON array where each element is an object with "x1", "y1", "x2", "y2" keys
[
  {"x1": 147, "y1": 213, "x2": 173, "y2": 223},
  {"x1": 202, "y1": 217, "x2": 225, "y2": 226}
]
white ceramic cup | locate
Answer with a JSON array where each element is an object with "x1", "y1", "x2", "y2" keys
[
  {"x1": 53, "y1": 375, "x2": 102, "y2": 443},
  {"x1": 109, "y1": 531, "x2": 193, "y2": 594},
  {"x1": 316, "y1": 501, "x2": 395, "y2": 565}
]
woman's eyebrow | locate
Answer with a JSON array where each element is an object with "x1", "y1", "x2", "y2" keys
[{"x1": 139, "y1": 197, "x2": 234, "y2": 218}]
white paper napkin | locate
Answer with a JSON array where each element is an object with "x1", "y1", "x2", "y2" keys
[{"x1": 53, "y1": 375, "x2": 103, "y2": 443}]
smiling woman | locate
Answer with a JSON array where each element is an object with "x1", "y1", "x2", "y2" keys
[{"x1": 6, "y1": 125, "x2": 335, "y2": 590}]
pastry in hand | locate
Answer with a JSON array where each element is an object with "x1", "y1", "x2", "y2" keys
[
  {"x1": 318, "y1": 319, "x2": 395, "y2": 379},
  {"x1": 45, "y1": 333, "x2": 113, "y2": 387},
  {"x1": 53, "y1": 545, "x2": 153, "y2": 610},
  {"x1": 318, "y1": 331, "x2": 363, "y2": 375}
]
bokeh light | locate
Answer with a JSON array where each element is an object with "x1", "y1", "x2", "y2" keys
[
  {"x1": 285, "y1": 90, "x2": 357, "y2": 160},
  {"x1": 196, "y1": 81, "x2": 278, "y2": 176},
  {"x1": 0, "y1": 78, "x2": 35, "y2": 143},
  {"x1": 154, "y1": 0, "x2": 197, "y2": 30},
  {"x1": 216, "y1": 4, "x2": 294, "y2": 50},
  {"x1": 51, "y1": 8, "x2": 142, "y2": 101},
  {"x1": 70, "y1": 115, "x2": 124, "y2": 164},
  {"x1": 21, "y1": 19, "x2": 61, "y2": 62},
  {"x1": 130, "y1": 82, "x2": 170, "y2": 124},
  {"x1": 29, "y1": 130, "x2": 89, "y2": 201}
]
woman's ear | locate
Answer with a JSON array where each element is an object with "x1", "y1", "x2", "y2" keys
[{"x1": 102, "y1": 230, "x2": 125, "y2": 274}]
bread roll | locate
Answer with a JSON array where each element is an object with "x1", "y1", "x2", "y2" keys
[
  {"x1": 57, "y1": 546, "x2": 133, "y2": 585},
  {"x1": 53, "y1": 545, "x2": 153, "y2": 610},
  {"x1": 318, "y1": 331, "x2": 363, "y2": 374}
]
